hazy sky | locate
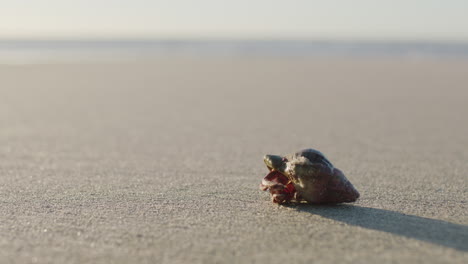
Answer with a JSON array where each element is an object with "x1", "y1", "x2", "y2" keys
[{"x1": 2, "y1": 0, "x2": 468, "y2": 41}]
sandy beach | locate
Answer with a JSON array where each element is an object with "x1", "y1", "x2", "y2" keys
[{"x1": 0, "y1": 57, "x2": 467, "y2": 263}]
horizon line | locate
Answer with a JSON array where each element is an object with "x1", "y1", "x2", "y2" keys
[{"x1": 1, "y1": 36, "x2": 468, "y2": 45}]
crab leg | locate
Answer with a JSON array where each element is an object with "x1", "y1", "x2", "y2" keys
[{"x1": 260, "y1": 171, "x2": 296, "y2": 204}]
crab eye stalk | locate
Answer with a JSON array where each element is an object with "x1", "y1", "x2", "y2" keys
[{"x1": 264, "y1": 155, "x2": 284, "y2": 171}]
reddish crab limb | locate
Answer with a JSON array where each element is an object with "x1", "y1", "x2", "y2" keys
[{"x1": 260, "y1": 171, "x2": 296, "y2": 204}]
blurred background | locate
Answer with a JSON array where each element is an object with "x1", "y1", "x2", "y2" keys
[
  {"x1": 1, "y1": 1, "x2": 467, "y2": 263},
  {"x1": 1, "y1": 0, "x2": 468, "y2": 62}
]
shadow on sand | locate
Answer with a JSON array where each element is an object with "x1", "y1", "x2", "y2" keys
[{"x1": 288, "y1": 204, "x2": 468, "y2": 251}]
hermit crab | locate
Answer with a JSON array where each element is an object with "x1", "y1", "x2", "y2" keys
[{"x1": 260, "y1": 149, "x2": 360, "y2": 204}]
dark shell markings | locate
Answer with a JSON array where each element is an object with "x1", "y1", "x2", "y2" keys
[{"x1": 260, "y1": 149, "x2": 360, "y2": 204}]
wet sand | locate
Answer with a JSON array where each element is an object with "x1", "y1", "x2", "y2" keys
[{"x1": 0, "y1": 57, "x2": 467, "y2": 263}]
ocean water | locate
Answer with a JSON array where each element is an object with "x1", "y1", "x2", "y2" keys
[{"x1": 1, "y1": 39, "x2": 467, "y2": 63}]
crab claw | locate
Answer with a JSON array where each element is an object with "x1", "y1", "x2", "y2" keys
[{"x1": 260, "y1": 171, "x2": 296, "y2": 204}]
